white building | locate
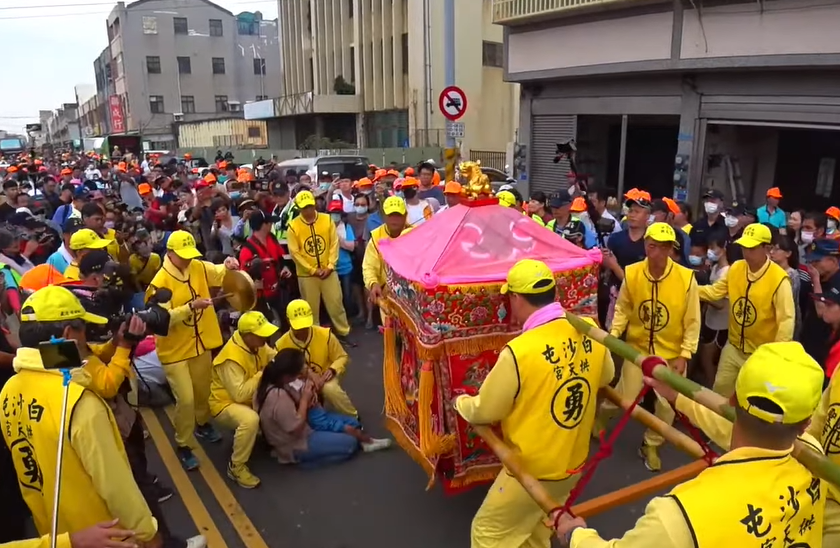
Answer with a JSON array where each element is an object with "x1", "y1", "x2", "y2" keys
[{"x1": 271, "y1": 0, "x2": 518, "y2": 161}]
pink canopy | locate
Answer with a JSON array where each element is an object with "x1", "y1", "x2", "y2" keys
[{"x1": 379, "y1": 202, "x2": 602, "y2": 288}]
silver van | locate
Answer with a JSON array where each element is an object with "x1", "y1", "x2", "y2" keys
[{"x1": 276, "y1": 154, "x2": 370, "y2": 181}]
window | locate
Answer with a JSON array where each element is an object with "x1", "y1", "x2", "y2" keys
[
  {"x1": 149, "y1": 95, "x2": 165, "y2": 113},
  {"x1": 350, "y1": 46, "x2": 355, "y2": 82},
  {"x1": 177, "y1": 56, "x2": 191, "y2": 74},
  {"x1": 173, "y1": 17, "x2": 188, "y2": 35},
  {"x1": 237, "y1": 20, "x2": 258, "y2": 35},
  {"x1": 215, "y1": 95, "x2": 228, "y2": 112},
  {"x1": 253, "y1": 58, "x2": 266, "y2": 75},
  {"x1": 247, "y1": 126, "x2": 261, "y2": 138},
  {"x1": 142, "y1": 16, "x2": 157, "y2": 34},
  {"x1": 146, "y1": 56, "x2": 161, "y2": 74},
  {"x1": 209, "y1": 19, "x2": 223, "y2": 36},
  {"x1": 402, "y1": 33, "x2": 408, "y2": 75},
  {"x1": 255, "y1": 95, "x2": 268, "y2": 101},
  {"x1": 212, "y1": 57, "x2": 226, "y2": 74},
  {"x1": 180, "y1": 96, "x2": 195, "y2": 114},
  {"x1": 348, "y1": 0, "x2": 353, "y2": 18},
  {"x1": 482, "y1": 41, "x2": 503, "y2": 68},
  {"x1": 114, "y1": 53, "x2": 123, "y2": 78}
]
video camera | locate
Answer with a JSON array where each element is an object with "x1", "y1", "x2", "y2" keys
[{"x1": 116, "y1": 288, "x2": 173, "y2": 337}]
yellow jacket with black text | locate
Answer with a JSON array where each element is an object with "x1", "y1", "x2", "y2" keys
[
  {"x1": 209, "y1": 331, "x2": 276, "y2": 416},
  {"x1": 286, "y1": 213, "x2": 338, "y2": 277}
]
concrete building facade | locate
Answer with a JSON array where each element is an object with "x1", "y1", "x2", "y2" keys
[
  {"x1": 496, "y1": 0, "x2": 840, "y2": 213},
  {"x1": 270, "y1": 0, "x2": 518, "y2": 160},
  {"x1": 104, "y1": 0, "x2": 281, "y2": 149},
  {"x1": 44, "y1": 104, "x2": 81, "y2": 148}
]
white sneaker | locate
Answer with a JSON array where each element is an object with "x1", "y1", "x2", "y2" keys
[
  {"x1": 362, "y1": 438, "x2": 393, "y2": 453},
  {"x1": 185, "y1": 535, "x2": 207, "y2": 548}
]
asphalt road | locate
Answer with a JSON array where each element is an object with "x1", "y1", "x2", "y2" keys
[{"x1": 144, "y1": 331, "x2": 697, "y2": 548}]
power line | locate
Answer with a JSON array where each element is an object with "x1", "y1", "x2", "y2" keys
[{"x1": 0, "y1": 0, "x2": 277, "y2": 20}]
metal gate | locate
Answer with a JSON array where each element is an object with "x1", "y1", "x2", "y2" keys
[
  {"x1": 470, "y1": 150, "x2": 506, "y2": 171},
  {"x1": 530, "y1": 114, "x2": 577, "y2": 196}
]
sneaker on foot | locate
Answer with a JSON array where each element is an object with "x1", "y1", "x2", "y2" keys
[
  {"x1": 195, "y1": 423, "x2": 222, "y2": 443},
  {"x1": 185, "y1": 535, "x2": 207, "y2": 548},
  {"x1": 177, "y1": 447, "x2": 200, "y2": 471},
  {"x1": 361, "y1": 438, "x2": 393, "y2": 453},
  {"x1": 639, "y1": 444, "x2": 662, "y2": 472},
  {"x1": 227, "y1": 463, "x2": 261, "y2": 489},
  {"x1": 155, "y1": 484, "x2": 174, "y2": 503}
]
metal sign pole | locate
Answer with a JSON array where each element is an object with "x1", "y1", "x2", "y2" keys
[
  {"x1": 444, "y1": 0, "x2": 456, "y2": 149},
  {"x1": 50, "y1": 369, "x2": 73, "y2": 548}
]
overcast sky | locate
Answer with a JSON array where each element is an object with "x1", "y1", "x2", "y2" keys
[{"x1": 0, "y1": 0, "x2": 278, "y2": 134}]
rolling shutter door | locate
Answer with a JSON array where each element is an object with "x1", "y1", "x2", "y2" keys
[{"x1": 530, "y1": 115, "x2": 577, "y2": 195}]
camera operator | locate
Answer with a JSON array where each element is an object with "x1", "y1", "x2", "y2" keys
[
  {"x1": 0, "y1": 286, "x2": 161, "y2": 548},
  {"x1": 65, "y1": 229, "x2": 113, "y2": 282}
]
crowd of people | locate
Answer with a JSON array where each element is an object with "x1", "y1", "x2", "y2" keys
[{"x1": 2, "y1": 147, "x2": 840, "y2": 548}]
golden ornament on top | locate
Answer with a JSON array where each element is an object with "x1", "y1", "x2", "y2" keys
[{"x1": 460, "y1": 160, "x2": 492, "y2": 199}]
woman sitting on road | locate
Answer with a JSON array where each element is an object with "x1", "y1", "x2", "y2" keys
[{"x1": 254, "y1": 348, "x2": 391, "y2": 467}]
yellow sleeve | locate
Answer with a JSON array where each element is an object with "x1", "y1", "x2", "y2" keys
[
  {"x1": 147, "y1": 289, "x2": 193, "y2": 325},
  {"x1": 697, "y1": 269, "x2": 729, "y2": 302},
  {"x1": 287, "y1": 224, "x2": 318, "y2": 275},
  {"x1": 609, "y1": 280, "x2": 632, "y2": 338},
  {"x1": 808, "y1": 380, "x2": 834, "y2": 441},
  {"x1": 2, "y1": 534, "x2": 71, "y2": 548},
  {"x1": 674, "y1": 394, "x2": 732, "y2": 450},
  {"x1": 83, "y1": 347, "x2": 132, "y2": 400},
  {"x1": 70, "y1": 394, "x2": 158, "y2": 541},
  {"x1": 326, "y1": 332, "x2": 349, "y2": 375},
  {"x1": 217, "y1": 360, "x2": 262, "y2": 405},
  {"x1": 454, "y1": 348, "x2": 518, "y2": 424},
  {"x1": 362, "y1": 239, "x2": 383, "y2": 289},
  {"x1": 680, "y1": 276, "x2": 701, "y2": 358},
  {"x1": 327, "y1": 220, "x2": 339, "y2": 270},
  {"x1": 204, "y1": 261, "x2": 228, "y2": 288},
  {"x1": 570, "y1": 496, "x2": 692, "y2": 548},
  {"x1": 599, "y1": 351, "x2": 616, "y2": 389},
  {"x1": 773, "y1": 277, "x2": 795, "y2": 342}
]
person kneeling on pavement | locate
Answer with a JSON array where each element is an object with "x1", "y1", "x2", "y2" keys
[
  {"x1": 276, "y1": 299, "x2": 358, "y2": 417},
  {"x1": 254, "y1": 348, "x2": 390, "y2": 466},
  {"x1": 209, "y1": 311, "x2": 278, "y2": 489},
  {"x1": 0, "y1": 286, "x2": 161, "y2": 548}
]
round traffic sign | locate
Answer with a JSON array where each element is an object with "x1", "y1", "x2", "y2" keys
[{"x1": 439, "y1": 86, "x2": 467, "y2": 121}]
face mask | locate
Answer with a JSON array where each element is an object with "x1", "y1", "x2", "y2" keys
[
  {"x1": 330, "y1": 213, "x2": 342, "y2": 223},
  {"x1": 707, "y1": 250, "x2": 720, "y2": 262},
  {"x1": 688, "y1": 255, "x2": 703, "y2": 266},
  {"x1": 403, "y1": 188, "x2": 417, "y2": 200},
  {"x1": 801, "y1": 231, "x2": 815, "y2": 244},
  {"x1": 704, "y1": 202, "x2": 719, "y2": 215},
  {"x1": 621, "y1": 205, "x2": 629, "y2": 216},
  {"x1": 361, "y1": 189, "x2": 372, "y2": 195},
  {"x1": 230, "y1": 191, "x2": 242, "y2": 200},
  {"x1": 319, "y1": 182, "x2": 331, "y2": 193},
  {"x1": 829, "y1": 220, "x2": 838, "y2": 234},
  {"x1": 354, "y1": 205, "x2": 367, "y2": 215},
  {"x1": 724, "y1": 215, "x2": 738, "y2": 228},
  {"x1": 218, "y1": 175, "x2": 228, "y2": 183},
  {"x1": 104, "y1": 221, "x2": 116, "y2": 229},
  {"x1": 647, "y1": 214, "x2": 655, "y2": 226}
]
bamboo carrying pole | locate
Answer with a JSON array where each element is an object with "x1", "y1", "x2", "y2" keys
[{"x1": 564, "y1": 312, "x2": 840, "y2": 489}]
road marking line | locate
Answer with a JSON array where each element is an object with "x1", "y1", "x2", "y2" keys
[
  {"x1": 164, "y1": 405, "x2": 270, "y2": 548},
  {"x1": 140, "y1": 408, "x2": 228, "y2": 548}
]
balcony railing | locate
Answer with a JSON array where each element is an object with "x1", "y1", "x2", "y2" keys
[{"x1": 492, "y1": 0, "x2": 668, "y2": 24}]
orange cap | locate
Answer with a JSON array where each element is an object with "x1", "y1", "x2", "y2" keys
[
  {"x1": 117, "y1": 162, "x2": 127, "y2": 172},
  {"x1": 7, "y1": 166, "x2": 18, "y2": 173},
  {"x1": 204, "y1": 173, "x2": 217, "y2": 183},
  {"x1": 432, "y1": 170, "x2": 441, "y2": 186},
  {"x1": 386, "y1": 169, "x2": 400, "y2": 178},
  {"x1": 444, "y1": 181, "x2": 462, "y2": 195},
  {"x1": 184, "y1": 153, "x2": 192, "y2": 160},
  {"x1": 356, "y1": 177, "x2": 373, "y2": 188},
  {"x1": 401, "y1": 176, "x2": 419, "y2": 188},
  {"x1": 138, "y1": 183, "x2": 152, "y2": 195},
  {"x1": 662, "y1": 197, "x2": 681, "y2": 215},
  {"x1": 60, "y1": 168, "x2": 72, "y2": 176},
  {"x1": 34, "y1": 159, "x2": 42, "y2": 166},
  {"x1": 404, "y1": 167, "x2": 415, "y2": 177},
  {"x1": 238, "y1": 172, "x2": 255, "y2": 183},
  {"x1": 373, "y1": 168, "x2": 387, "y2": 182},
  {"x1": 19, "y1": 264, "x2": 67, "y2": 292},
  {"x1": 570, "y1": 196, "x2": 587, "y2": 213},
  {"x1": 766, "y1": 187, "x2": 783, "y2": 199},
  {"x1": 827, "y1": 207, "x2": 840, "y2": 222}
]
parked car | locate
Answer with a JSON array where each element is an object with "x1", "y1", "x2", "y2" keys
[{"x1": 276, "y1": 155, "x2": 370, "y2": 182}]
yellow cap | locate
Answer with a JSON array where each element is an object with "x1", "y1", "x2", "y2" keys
[
  {"x1": 497, "y1": 191, "x2": 516, "y2": 208},
  {"x1": 295, "y1": 190, "x2": 316, "y2": 208},
  {"x1": 166, "y1": 230, "x2": 202, "y2": 259},
  {"x1": 237, "y1": 311, "x2": 279, "y2": 338},
  {"x1": 501, "y1": 259, "x2": 556, "y2": 295},
  {"x1": 735, "y1": 342, "x2": 823, "y2": 424},
  {"x1": 20, "y1": 285, "x2": 107, "y2": 325},
  {"x1": 735, "y1": 223, "x2": 772, "y2": 249},
  {"x1": 644, "y1": 222, "x2": 677, "y2": 244},
  {"x1": 286, "y1": 299, "x2": 314, "y2": 330},
  {"x1": 69, "y1": 229, "x2": 112, "y2": 251},
  {"x1": 383, "y1": 196, "x2": 407, "y2": 216}
]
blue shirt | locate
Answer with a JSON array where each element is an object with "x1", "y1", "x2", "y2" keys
[
  {"x1": 47, "y1": 250, "x2": 71, "y2": 275},
  {"x1": 337, "y1": 224, "x2": 355, "y2": 276},
  {"x1": 367, "y1": 212, "x2": 384, "y2": 232},
  {"x1": 757, "y1": 205, "x2": 786, "y2": 229},
  {"x1": 52, "y1": 204, "x2": 75, "y2": 226}
]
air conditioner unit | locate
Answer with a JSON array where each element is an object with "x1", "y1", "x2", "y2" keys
[
  {"x1": 228, "y1": 101, "x2": 241, "y2": 112},
  {"x1": 173, "y1": 112, "x2": 184, "y2": 122}
]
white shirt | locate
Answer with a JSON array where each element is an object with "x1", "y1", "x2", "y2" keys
[
  {"x1": 84, "y1": 168, "x2": 102, "y2": 181},
  {"x1": 406, "y1": 200, "x2": 432, "y2": 227},
  {"x1": 332, "y1": 191, "x2": 355, "y2": 214},
  {"x1": 704, "y1": 263, "x2": 730, "y2": 331}
]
